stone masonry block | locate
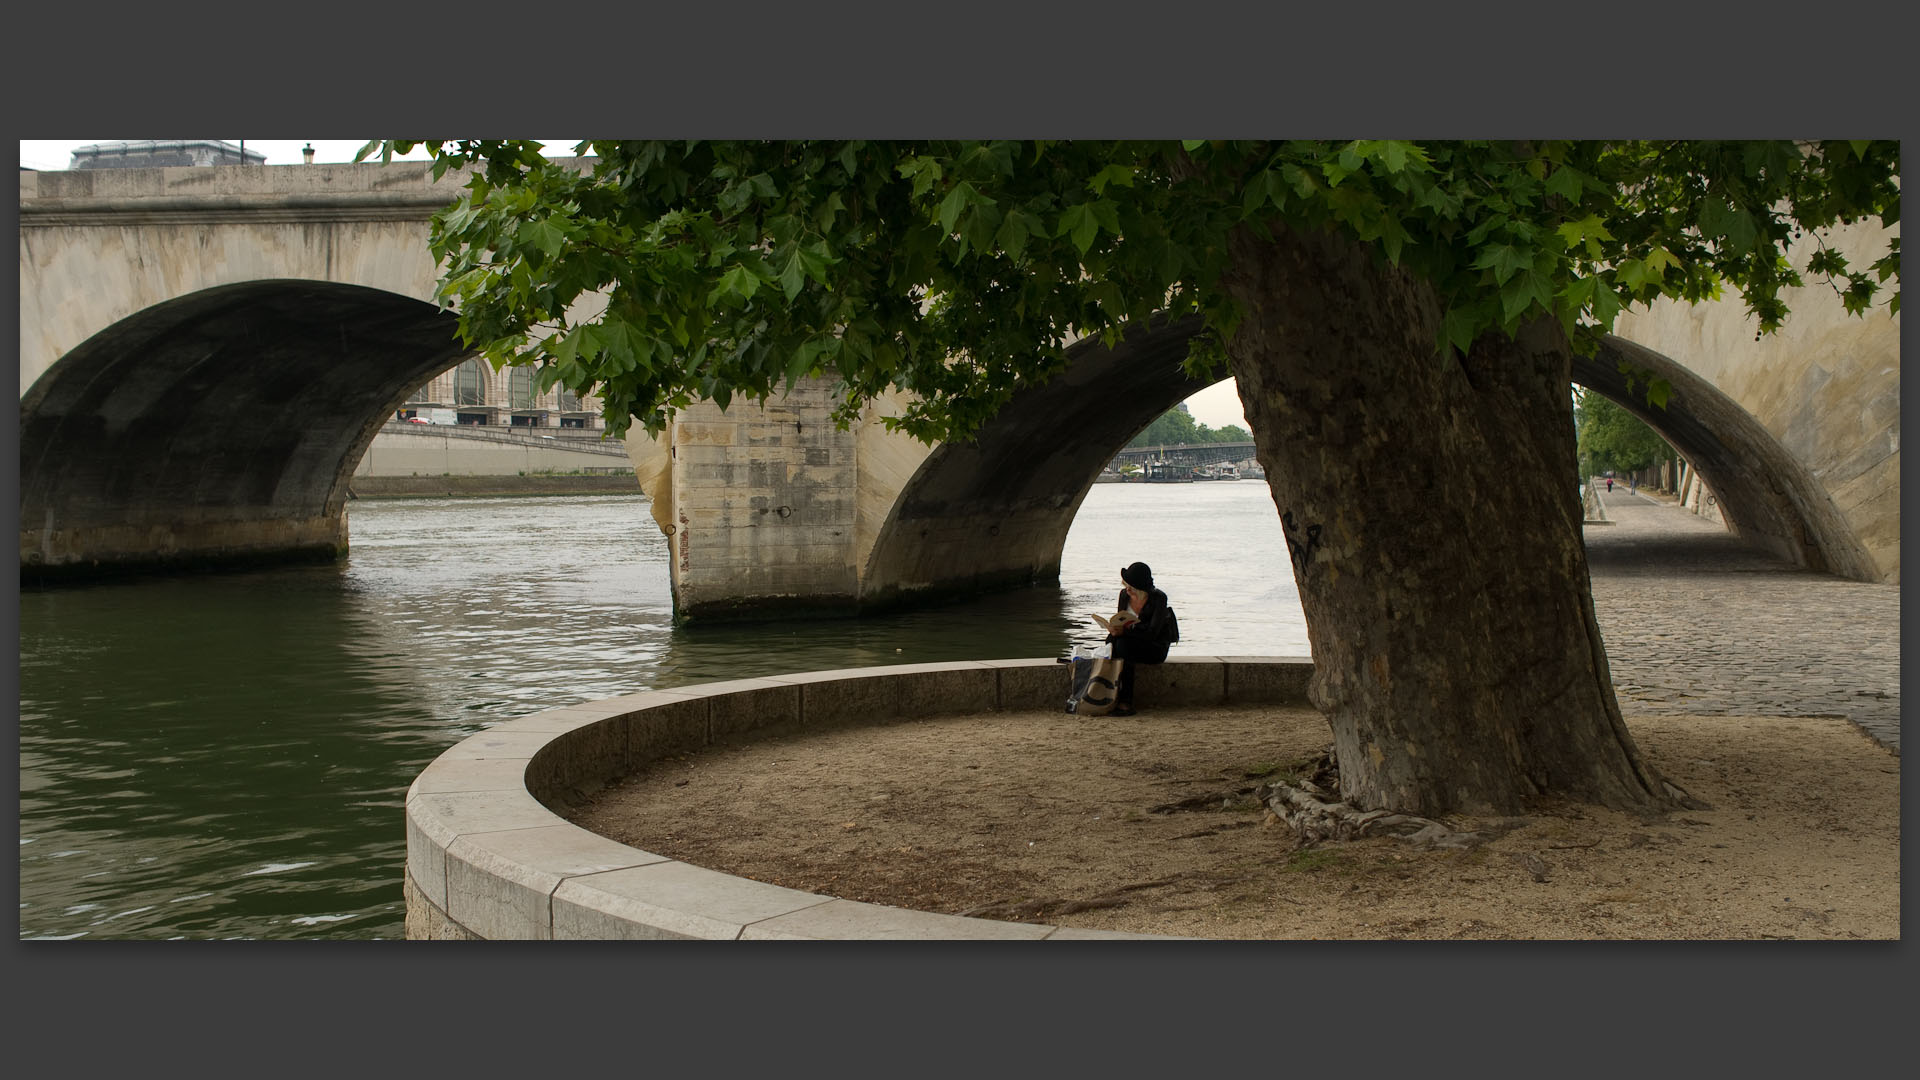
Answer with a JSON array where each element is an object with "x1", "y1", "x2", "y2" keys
[
  {"x1": 407, "y1": 789, "x2": 565, "y2": 912},
  {"x1": 505, "y1": 699, "x2": 648, "y2": 729},
  {"x1": 672, "y1": 421, "x2": 738, "y2": 446},
  {"x1": 627, "y1": 694, "x2": 712, "y2": 766},
  {"x1": 894, "y1": 663, "x2": 998, "y2": 719},
  {"x1": 408, "y1": 756, "x2": 533, "y2": 797},
  {"x1": 444, "y1": 824, "x2": 670, "y2": 941},
  {"x1": 794, "y1": 671, "x2": 901, "y2": 731},
  {"x1": 990, "y1": 659, "x2": 1077, "y2": 712},
  {"x1": 551, "y1": 860, "x2": 833, "y2": 940},
  {"x1": 1134, "y1": 656, "x2": 1227, "y2": 707},
  {"x1": 405, "y1": 797, "x2": 456, "y2": 912},
  {"x1": 433, "y1": 727, "x2": 557, "y2": 761},
  {"x1": 405, "y1": 872, "x2": 479, "y2": 941},
  {"x1": 525, "y1": 717, "x2": 629, "y2": 804},
  {"x1": 1220, "y1": 657, "x2": 1316, "y2": 706},
  {"x1": 701, "y1": 679, "x2": 803, "y2": 744}
]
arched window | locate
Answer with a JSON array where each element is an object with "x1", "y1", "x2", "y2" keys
[
  {"x1": 558, "y1": 387, "x2": 582, "y2": 412},
  {"x1": 454, "y1": 359, "x2": 487, "y2": 406},
  {"x1": 510, "y1": 367, "x2": 536, "y2": 409},
  {"x1": 405, "y1": 379, "x2": 431, "y2": 404}
]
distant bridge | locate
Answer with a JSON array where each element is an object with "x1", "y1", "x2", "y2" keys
[{"x1": 1110, "y1": 441, "x2": 1256, "y2": 470}]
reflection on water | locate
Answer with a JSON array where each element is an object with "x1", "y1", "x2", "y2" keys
[{"x1": 19, "y1": 483, "x2": 1305, "y2": 939}]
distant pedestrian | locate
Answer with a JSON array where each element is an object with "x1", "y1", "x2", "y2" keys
[{"x1": 1606, "y1": 478, "x2": 1613, "y2": 492}]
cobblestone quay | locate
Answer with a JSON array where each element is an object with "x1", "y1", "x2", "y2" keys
[{"x1": 1585, "y1": 489, "x2": 1899, "y2": 754}]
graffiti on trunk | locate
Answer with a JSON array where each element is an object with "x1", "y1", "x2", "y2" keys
[{"x1": 1282, "y1": 511, "x2": 1323, "y2": 578}]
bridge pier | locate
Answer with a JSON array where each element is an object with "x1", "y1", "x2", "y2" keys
[
  {"x1": 630, "y1": 322, "x2": 1217, "y2": 623},
  {"x1": 630, "y1": 379, "x2": 937, "y2": 622}
]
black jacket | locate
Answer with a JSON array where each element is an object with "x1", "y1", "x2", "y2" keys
[{"x1": 1111, "y1": 587, "x2": 1175, "y2": 647}]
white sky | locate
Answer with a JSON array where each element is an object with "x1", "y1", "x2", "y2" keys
[
  {"x1": 1180, "y1": 379, "x2": 1248, "y2": 431},
  {"x1": 18, "y1": 138, "x2": 1248, "y2": 430}
]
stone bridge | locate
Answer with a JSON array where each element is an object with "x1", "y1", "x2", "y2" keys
[{"x1": 18, "y1": 160, "x2": 1899, "y2": 612}]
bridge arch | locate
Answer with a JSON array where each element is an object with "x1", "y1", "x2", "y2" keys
[
  {"x1": 853, "y1": 321, "x2": 1873, "y2": 610},
  {"x1": 20, "y1": 279, "x2": 468, "y2": 580},
  {"x1": 859, "y1": 317, "x2": 1212, "y2": 608},
  {"x1": 1576, "y1": 335, "x2": 1876, "y2": 580}
]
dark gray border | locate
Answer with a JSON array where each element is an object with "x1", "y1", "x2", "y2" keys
[{"x1": 7, "y1": 1, "x2": 1913, "y2": 1072}]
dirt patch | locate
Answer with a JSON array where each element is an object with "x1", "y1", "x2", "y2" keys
[{"x1": 566, "y1": 705, "x2": 1899, "y2": 939}]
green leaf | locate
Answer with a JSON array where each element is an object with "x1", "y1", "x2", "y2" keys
[
  {"x1": 897, "y1": 155, "x2": 942, "y2": 198},
  {"x1": 1589, "y1": 277, "x2": 1625, "y2": 329},
  {"x1": 708, "y1": 263, "x2": 762, "y2": 306},
  {"x1": 1379, "y1": 216, "x2": 1413, "y2": 265},
  {"x1": 1544, "y1": 165, "x2": 1587, "y2": 203},
  {"x1": 1088, "y1": 199, "x2": 1121, "y2": 236},
  {"x1": 1473, "y1": 242, "x2": 1531, "y2": 284},
  {"x1": 797, "y1": 241, "x2": 836, "y2": 288},
  {"x1": 1698, "y1": 200, "x2": 1758, "y2": 256},
  {"x1": 517, "y1": 218, "x2": 567, "y2": 259},
  {"x1": 995, "y1": 211, "x2": 1032, "y2": 262},
  {"x1": 1501, "y1": 272, "x2": 1542, "y2": 324},
  {"x1": 1056, "y1": 204, "x2": 1099, "y2": 254},
  {"x1": 1643, "y1": 246, "x2": 1681, "y2": 279},
  {"x1": 938, "y1": 182, "x2": 976, "y2": 234},
  {"x1": 1241, "y1": 169, "x2": 1287, "y2": 218},
  {"x1": 1181, "y1": 140, "x2": 1206, "y2": 152},
  {"x1": 774, "y1": 247, "x2": 807, "y2": 300},
  {"x1": 1440, "y1": 306, "x2": 1479, "y2": 355},
  {"x1": 1555, "y1": 213, "x2": 1614, "y2": 258}
]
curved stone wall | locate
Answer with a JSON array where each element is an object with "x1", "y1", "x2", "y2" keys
[{"x1": 404, "y1": 656, "x2": 1314, "y2": 940}]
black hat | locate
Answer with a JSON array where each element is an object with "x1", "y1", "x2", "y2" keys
[{"x1": 1121, "y1": 562, "x2": 1154, "y2": 590}]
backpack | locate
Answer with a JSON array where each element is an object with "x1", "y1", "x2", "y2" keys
[{"x1": 1164, "y1": 603, "x2": 1180, "y2": 645}]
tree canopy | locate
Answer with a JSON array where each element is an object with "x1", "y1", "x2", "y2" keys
[
  {"x1": 363, "y1": 140, "x2": 1900, "y2": 441},
  {"x1": 1128, "y1": 405, "x2": 1251, "y2": 449},
  {"x1": 1575, "y1": 391, "x2": 1676, "y2": 477}
]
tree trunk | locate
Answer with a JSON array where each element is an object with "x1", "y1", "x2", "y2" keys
[{"x1": 1220, "y1": 223, "x2": 1675, "y2": 817}]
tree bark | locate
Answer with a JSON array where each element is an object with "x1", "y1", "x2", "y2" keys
[{"x1": 1220, "y1": 223, "x2": 1675, "y2": 817}]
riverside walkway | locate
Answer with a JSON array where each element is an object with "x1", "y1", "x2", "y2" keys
[{"x1": 1584, "y1": 489, "x2": 1899, "y2": 754}]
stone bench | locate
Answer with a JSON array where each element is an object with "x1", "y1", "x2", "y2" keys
[{"x1": 404, "y1": 655, "x2": 1314, "y2": 940}]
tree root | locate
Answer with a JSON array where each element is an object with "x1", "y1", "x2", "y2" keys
[
  {"x1": 1661, "y1": 779, "x2": 1713, "y2": 811},
  {"x1": 1256, "y1": 751, "x2": 1528, "y2": 851},
  {"x1": 1259, "y1": 776, "x2": 1503, "y2": 850}
]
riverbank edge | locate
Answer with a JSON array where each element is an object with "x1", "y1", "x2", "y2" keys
[
  {"x1": 403, "y1": 655, "x2": 1313, "y2": 940},
  {"x1": 350, "y1": 474, "x2": 639, "y2": 499}
]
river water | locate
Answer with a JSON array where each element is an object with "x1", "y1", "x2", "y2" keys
[{"x1": 17, "y1": 480, "x2": 1307, "y2": 940}]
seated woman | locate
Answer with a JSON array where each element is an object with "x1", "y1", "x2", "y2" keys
[{"x1": 1103, "y1": 561, "x2": 1176, "y2": 716}]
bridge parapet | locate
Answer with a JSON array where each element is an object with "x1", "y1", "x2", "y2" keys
[{"x1": 19, "y1": 160, "x2": 466, "y2": 222}]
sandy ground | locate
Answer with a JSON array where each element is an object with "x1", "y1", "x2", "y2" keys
[{"x1": 567, "y1": 704, "x2": 1900, "y2": 940}]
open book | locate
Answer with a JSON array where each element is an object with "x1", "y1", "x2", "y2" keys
[{"x1": 1089, "y1": 609, "x2": 1140, "y2": 633}]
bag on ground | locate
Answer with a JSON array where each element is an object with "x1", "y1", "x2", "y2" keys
[{"x1": 1067, "y1": 655, "x2": 1125, "y2": 715}]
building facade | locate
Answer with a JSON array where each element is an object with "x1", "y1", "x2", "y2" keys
[{"x1": 398, "y1": 357, "x2": 608, "y2": 431}]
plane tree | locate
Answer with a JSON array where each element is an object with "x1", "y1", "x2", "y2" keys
[{"x1": 368, "y1": 138, "x2": 1899, "y2": 819}]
